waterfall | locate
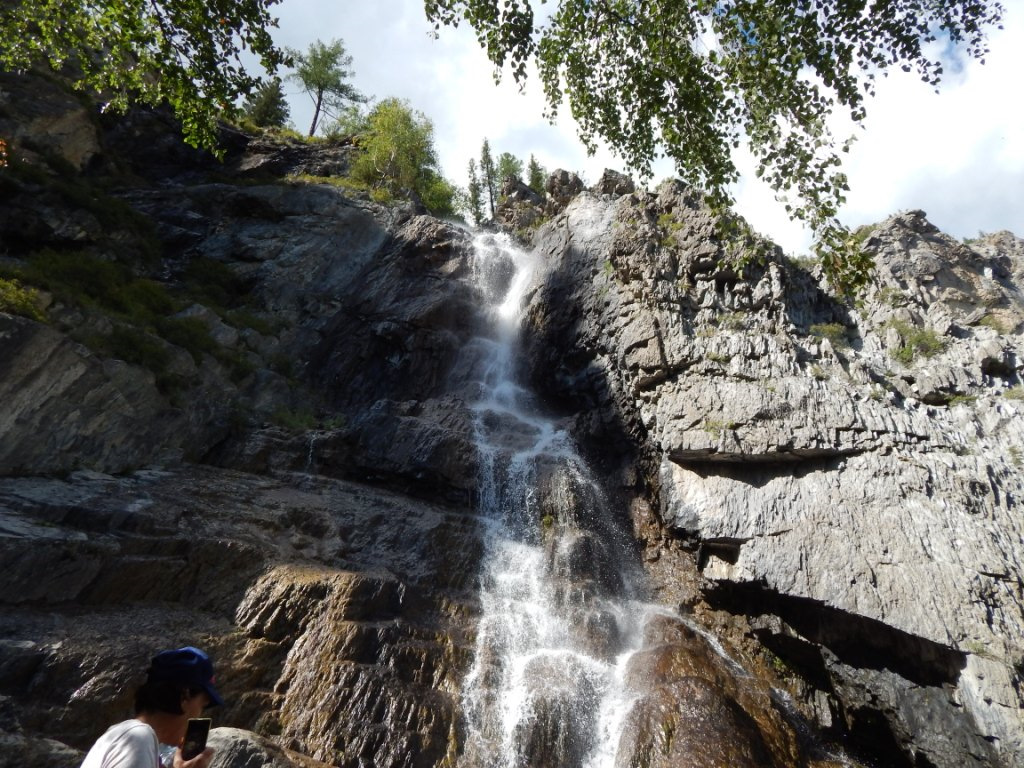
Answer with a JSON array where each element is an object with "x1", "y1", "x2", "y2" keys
[
  {"x1": 453, "y1": 230, "x2": 851, "y2": 768},
  {"x1": 460, "y1": 232, "x2": 655, "y2": 768}
]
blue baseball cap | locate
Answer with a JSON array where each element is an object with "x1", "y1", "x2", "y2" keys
[{"x1": 148, "y1": 646, "x2": 224, "y2": 708}]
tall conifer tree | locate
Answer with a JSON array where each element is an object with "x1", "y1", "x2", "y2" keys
[
  {"x1": 479, "y1": 139, "x2": 497, "y2": 218},
  {"x1": 526, "y1": 155, "x2": 546, "y2": 197},
  {"x1": 467, "y1": 158, "x2": 485, "y2": 225}
]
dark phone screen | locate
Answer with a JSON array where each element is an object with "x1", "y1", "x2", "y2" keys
[{"x1": 181, "y1": 718, "x2": 211, "y2": 760}]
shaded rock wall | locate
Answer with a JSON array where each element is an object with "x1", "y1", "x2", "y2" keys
[{"x1": 0, "y1": 468, "x2": 481, "y2": 767}]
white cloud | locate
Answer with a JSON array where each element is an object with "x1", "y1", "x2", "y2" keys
[{"x1": 268, "y1": 0, "x2": 1024, "y2": 249}]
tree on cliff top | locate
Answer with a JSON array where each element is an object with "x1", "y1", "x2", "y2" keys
[
  {"x1": 423, "y1": 0, "x2": 1004, "y2": 293},
  {"x1": 242, "y1": 78, "x2": 290, "y2": 129},
  {"x1": 0, "y1": 0, "x2": 285, "y2": 152},
  {"x1": 287, "y1": 38, "x2": 365, "y2": 137},
  {"x1": 350, "y1": 97, "x2": 457, "y2": 216}
]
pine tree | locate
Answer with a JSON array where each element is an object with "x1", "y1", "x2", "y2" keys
[
  {"x1": 242, "y1": 78, "x2": 290, "y2": 129},
  {"x1": 467, "y1": 158, "x2": 485, "y2": 225},
  {"x1": 287, "y1": 39, "x2": 365, "y2": 137},
  {"x1": 527, "y1": 155, "x2": 546, "y2": 197},
  {"x1": 496, "y1": 152, "x2": 523, "y2": 185},
  {"x1": 479, "y1": 139, "x2": 497, "y2": 218}
]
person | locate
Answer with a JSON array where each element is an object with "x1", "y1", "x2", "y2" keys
[{"x1": 80, "y1": 646, "x2": 222, "y2": 768}]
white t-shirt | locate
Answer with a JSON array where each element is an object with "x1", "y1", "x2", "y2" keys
[{"x1": 80, "y1": 719, "x2": 161, "y2": 768}]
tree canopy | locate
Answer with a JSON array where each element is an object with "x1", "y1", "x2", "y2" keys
[
  {"x1": 424, "y1": 0, "x2": 1004, "y2": 292},
  {"x1": 287, "y1": 38, "x2": 365, "y2": 136},
  {"x1": 350, "y1": 97, "x2": 457, "y2": 216},
  {"x1": 496, "y1": 151, "x2": 524, "y2": 185},
  {"x1": 527, "y1": 154, "x2": 546, "y2": 197},
  {"x1": 0, "y1": 0, "x2": 285, "y2": 151}
]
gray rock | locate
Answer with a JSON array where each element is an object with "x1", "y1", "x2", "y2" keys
[{"x1": 524, "y1": 189, "x2": 1024, "y2": 767}]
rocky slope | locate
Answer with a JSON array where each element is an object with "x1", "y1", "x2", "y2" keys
[
  {"x1": 1, "y1": 69, "x2": 1022, "y2": 768},
  {"x1": 519, "y1": 180, "x2": 1024, "y2": 767}
]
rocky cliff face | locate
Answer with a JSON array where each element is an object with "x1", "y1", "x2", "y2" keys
[
  {"x1": 1, "y1": 69, "x2": 1021, "y2": 768},
  {"x1": 520, "y1": 183, "x2": 1024, "y2": 767}
]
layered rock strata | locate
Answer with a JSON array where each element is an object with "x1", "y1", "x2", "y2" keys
[{"x1": 522, "y1": 182, "x2": 1024, "y2": 767}]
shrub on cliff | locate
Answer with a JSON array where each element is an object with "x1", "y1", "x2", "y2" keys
[
  {"x1": 0, "y1": 277, "x2": 45, "y2": 321},
  {"x1": 349, "y1": 98, "x2": 457, "y2": 217}
]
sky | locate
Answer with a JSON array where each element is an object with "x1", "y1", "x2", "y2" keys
[{"x1": 263, "y1": 0, "x2": 1024, "y2": 255}]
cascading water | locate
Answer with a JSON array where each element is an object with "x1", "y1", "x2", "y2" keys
[
  {"x1": 457, "y1": 232, "x2": 845, "y2": 768},
  {"x1": 459, "y1": 232, "x2": 668, "y2": 768}
]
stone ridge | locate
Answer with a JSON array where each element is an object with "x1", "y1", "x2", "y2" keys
[{"x1": 523, "y1": 180, "x2": 1024, "y2": 768}]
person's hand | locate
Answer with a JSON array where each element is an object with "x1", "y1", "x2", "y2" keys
[{"x1": 173, "y1": 746, "x2": 214, "y2": 768}]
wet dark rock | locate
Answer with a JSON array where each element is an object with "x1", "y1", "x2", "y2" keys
[
  {"x1": 512, "y1": 655, "x2": 599, "y2": 768},
  {"x1": 616, "y1": 677, "x2": 778, "y2": 768}
]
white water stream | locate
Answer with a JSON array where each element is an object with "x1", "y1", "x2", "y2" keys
[{"x1": 460, "y1": 232, "x2": 667, "y2": 768}]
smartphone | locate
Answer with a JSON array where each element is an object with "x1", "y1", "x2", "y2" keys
[{"x1": 181, "y1": 717, "x2": 211, "y2": 760}]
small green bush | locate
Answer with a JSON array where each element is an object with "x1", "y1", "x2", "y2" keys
[
  {"x1": 0, "y1": 277, "x2": 45, "y2": 320},
  {"x1": 809, "y1": 322, "x2": 849, "y2": 347},
  {"x1": 182, "y1": 257, "x2": 250, "y2": 310},
  {"x1": 153, "y1": 316, "x2": 217, "y2": 362},
  {"x1": 271, "y1": 407, "x2": 316, "y2": 430},
  {"x1": 20, "y1": 250, "x2": 177, "y2": 322},
  {"x1": 227, "y1": 308, "x2": 277, "y2": 336},
  {"x1": 82, "y1": 326, "x2": 171, "y2": 376},
  {"x1": 946, "y1": 394, "x2": 977, "y2": 407},
  {"x1": 888, "y1": 320, "x2": 946, "y2": 363},
  {"x1": 977, "y1": 314, "x2": 1007, "y2": 334}
]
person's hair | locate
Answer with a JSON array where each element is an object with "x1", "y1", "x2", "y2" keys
[{"x1": 134, "y1": 680, "x2": 204, "y2": 715}]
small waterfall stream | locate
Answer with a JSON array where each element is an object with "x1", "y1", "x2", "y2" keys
[
  {"x1": 458, "y1": 232, "x2": 668, "y2": 767},
  {"x1": 456, "y1": 232, "x2": 838, "y2": 768}
]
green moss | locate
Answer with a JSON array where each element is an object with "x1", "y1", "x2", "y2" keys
[
  {"x1": 0, "y1": 277, "x2": 45, "y2": 321},
  {"x1": 704, "y1": 419, "x2": 737, "y2": 437},
  {"x1": 321, "y1": 414, "x2": 346, "y2": 430},
  {"x1": 876, "y1": 286, "x2": 906, "y2": 307},
  {"x1": 182, "y1": 257, "x2": 250, "y2": 310},
  {"x1": 1009, "y1": 447, "x2": 1022, "y2": 467},
  {"x1": 153, "y1": 316, "x2": 217, "y2": 362},
  {"x1": 287, "y1": 172, "x2": 366, "y2": 192},
  {"x1": 271, "y1": 407, "x2": 316, "y2": 431},
  {"x1": 1004, "y1": 386, "x2": 1024, "y2": 401},
  {"x1": 977, "y1": 314, "x2": 1008, "y2": 334},
  {"x1": 718, "y1": 312, "x2": 746, "y2": 331},
  {"x1": 946, "y1": 394, "x2": 977, "y2": 407}
]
